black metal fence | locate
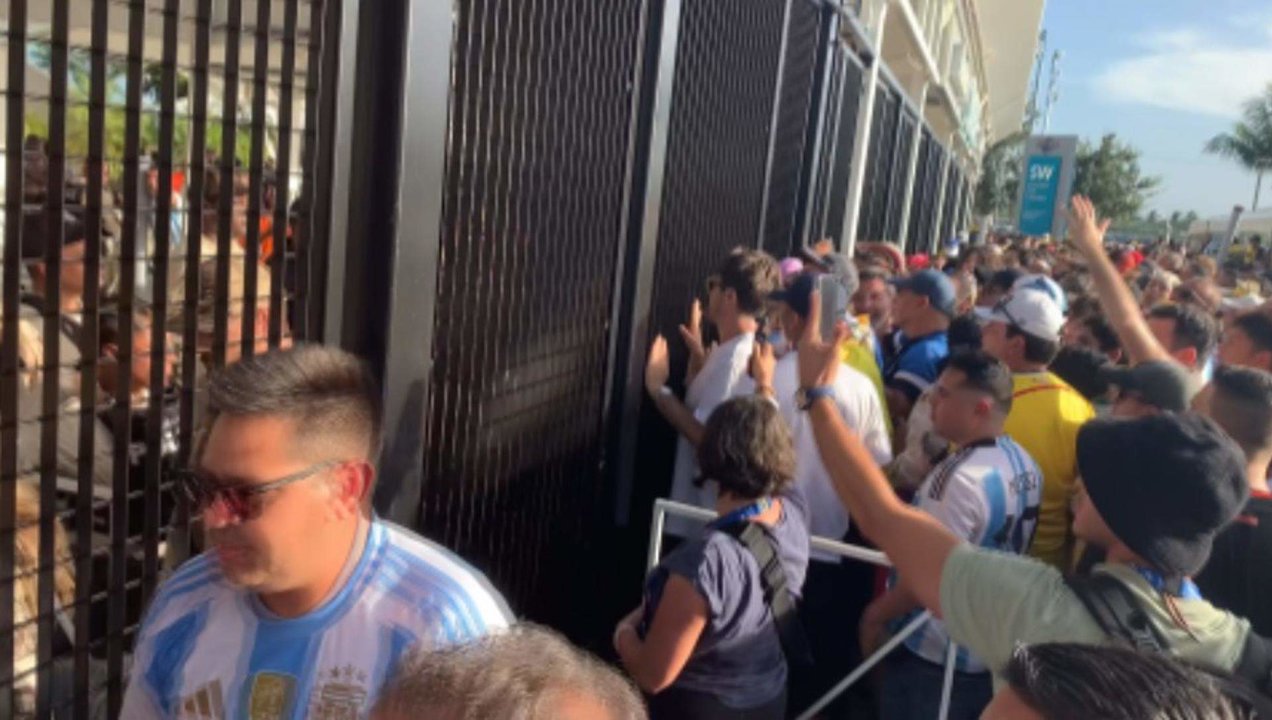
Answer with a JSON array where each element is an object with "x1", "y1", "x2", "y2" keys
[
  {"x1": 1, "y1": 0, "x2": 336, "y2": 715},
  {"x1": 2, "y1": 0, "x2": 978, "y2": 712}
]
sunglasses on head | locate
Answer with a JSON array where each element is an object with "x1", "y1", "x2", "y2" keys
[{"x1": 177, "y1": 459, "x2": 340, "y2": 521}]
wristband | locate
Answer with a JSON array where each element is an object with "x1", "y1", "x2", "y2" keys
[{"x1": 796, "y1": 385, "x2": 835, "y2": 411}]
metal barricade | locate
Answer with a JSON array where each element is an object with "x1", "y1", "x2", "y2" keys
[{"x1": 648, "y1": 498, "x2": 959, "y2": 720}]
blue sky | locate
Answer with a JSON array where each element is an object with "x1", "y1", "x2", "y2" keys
[{"x1": 1041, "y1": 0, "x2": 1272, "y2": 219}]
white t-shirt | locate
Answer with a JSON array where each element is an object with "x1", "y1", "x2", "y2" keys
[
  {"x1": 901, "y1": 437, "x2": 1042, "y2": 672},
  {"x1": 120, "y1": 519, "x2": 512, "y2": 719},
  {"x1": 773, "y1": 352, "x2": 892, "y2": 562},
  {"x1": 666, "y1": 333, "x2": 757, "y2": 537}
]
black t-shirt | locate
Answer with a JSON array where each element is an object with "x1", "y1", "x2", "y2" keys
[{"x1": 1196, "y1": 491, "x2": 1272, "y2": 636}]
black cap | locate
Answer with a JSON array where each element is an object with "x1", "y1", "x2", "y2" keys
[
  {"x1": 1077, "y1": 413, "x2": 1247, "y2": 577},
  {"x1": 770, "y1": 272, "x2": 850, "y2": 320},
  {"x1": 1100, "y1": 360, "x2": 1197, "y2": 412}
]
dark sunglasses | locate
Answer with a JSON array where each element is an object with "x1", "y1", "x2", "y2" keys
[{"x1": 177, "y1": 459, "x2": 340, "y2": 521}]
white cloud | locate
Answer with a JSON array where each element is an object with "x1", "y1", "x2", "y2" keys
[{"x1": 1093, "y1": 27, "x2": 1272, "y2": 118}]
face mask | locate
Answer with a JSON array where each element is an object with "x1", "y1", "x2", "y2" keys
[{"x1": 768, "y1": 330, "x2": 791, "y2": 357}]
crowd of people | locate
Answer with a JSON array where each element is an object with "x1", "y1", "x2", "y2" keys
[
  {"x1": 631, "y1": 195, "x2": 1272, "y2": 718},
  {"x1": 11, "y1": 123, "x2": 1272, "y2": 719}
]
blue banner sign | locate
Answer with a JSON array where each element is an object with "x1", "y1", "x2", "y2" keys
[{"x1": 1019, "y1": 155, "x2": 1063, "y2": 236}]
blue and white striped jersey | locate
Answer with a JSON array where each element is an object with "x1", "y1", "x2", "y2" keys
[
  {"x1": 900, "y1": 436, "x2": 1042, "y2": 673},
  {"x1": 121, "y1": 518, "x2": 512, "y2": 719}
]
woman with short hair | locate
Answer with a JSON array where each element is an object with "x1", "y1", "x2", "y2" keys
[{"x1": 614, "y1": 394, "x2": 810, "y2": 719}]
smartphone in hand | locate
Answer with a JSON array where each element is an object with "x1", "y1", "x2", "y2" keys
[{"x1": 816, "y1": 274, "x2": 846, "y2": 343}]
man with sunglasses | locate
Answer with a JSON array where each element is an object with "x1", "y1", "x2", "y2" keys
[
  {"x1": 645, "y1": 248, "x2": 781, "y2": 537},
  {"x1": 977, "y1": 286, "x2": 1095, "y2": 571},
  {"x1": 122, "y1": 345, "x2": 512, "y2": 719}
]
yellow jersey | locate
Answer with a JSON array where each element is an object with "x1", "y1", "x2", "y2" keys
[
  {"x1": 1004, "y1": 371, "x2": 1096, "y2": 570},
  {"x1": 840, "y1": 317, "x2": 892, "y2": 437}
]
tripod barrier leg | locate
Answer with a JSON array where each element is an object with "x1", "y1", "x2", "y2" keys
[
  {"x1": 936, "y1": 641, "x2": 958, "y2": 720},
  {"x1": 795, "y1": 611, "x2": 931, "y2": 720}
]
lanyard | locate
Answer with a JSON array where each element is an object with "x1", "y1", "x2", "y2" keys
[
  {"x1": 708, "y1": 497, "x2": 774, "y2": 530},
  {"x1": 1132, "y1": 566, "x2": 1202, "y2": 600}
]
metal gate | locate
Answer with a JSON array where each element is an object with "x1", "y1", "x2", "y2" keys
[{"x1": 1, "y1": 0, "x2": 342, "y2": 715}]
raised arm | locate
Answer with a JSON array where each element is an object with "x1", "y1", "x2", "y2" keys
[
  {"x1": 1067, "y1": 196, "x2": 1173, "y2": 365},
  {"x1": 797, "y1": 293, "x2": 961, "y2": 615},
  {"x1": 646, "y1": 335, "x2": 706, "y2": 446}
]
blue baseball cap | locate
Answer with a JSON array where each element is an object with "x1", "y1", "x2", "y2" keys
[{"x1": 889, "y1": 269, "x2": 956, "y2": 316}]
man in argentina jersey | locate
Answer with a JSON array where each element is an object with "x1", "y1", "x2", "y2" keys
[
  {"x1": 861, "y1": 351, "x2": 1042, "y2": 720},
  {"x1": 122, "y1": 347, "x2": 512, "y2": 719}
]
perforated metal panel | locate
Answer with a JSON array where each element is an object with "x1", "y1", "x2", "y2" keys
[
  {"x1": 906, "y1": 130, "x2": 932, "y2": 253},
  {"x1": 760, "y1": 0, "x2": 823, "y2": 257},
  {"x1": 419, "y1": 0, "x2": 645, "y2": 623},
  {"x1": 1, "y1": 0, "x2": 334, "y2": 715},
  {"x1": 883, "y1": 109, "x2": 914, "y2": 243},
  {"x1": 857, "y1": 82, "x2": 897, "y2": 243},
  {"x1": 816, "y1": 50, "x2": 862, "y2": 246},
  {"x1": 648, "y1": 0, "x2": 787, "y2": 360}
]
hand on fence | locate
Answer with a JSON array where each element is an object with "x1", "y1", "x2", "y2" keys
[
  {"x1": 1067, "y1": 195, "x2": 1111, "y2": 258},
  {"x1": 680, "y1": 300, "x2": 709, "y2": 382},
  {"x1": 797, "y1": 291, "x2": 847, "y2": 390},
  {"x1": 646, "y1": 336, "x2": 671, "y2": 396}
]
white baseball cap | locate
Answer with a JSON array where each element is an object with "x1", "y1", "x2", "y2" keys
[
  {"x1": 1012, "y1": 273, "x2": 1068, "y2": 315},
  {"x1": 975, "y1": 287, "x2": 1065, "y2": 342}
]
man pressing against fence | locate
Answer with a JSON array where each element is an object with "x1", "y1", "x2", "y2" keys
[{"x1": 122, "y1": 345, "x2": 511, "y2": 718}]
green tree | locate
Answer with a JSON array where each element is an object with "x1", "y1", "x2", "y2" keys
[
  {"x1": 1072, "y1": 134, "x2": 1161, "y2": 221},
  {"x1": 1205, "y1": 83, "x2": 1272, "y2": 210},
  {"x1": 974, "y1": 132, "x2": 1025, "y2": 219}
]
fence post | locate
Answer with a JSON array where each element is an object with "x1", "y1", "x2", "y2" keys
[{"x1": 839, "y1": 1, "x2": 888, "y2": 256}]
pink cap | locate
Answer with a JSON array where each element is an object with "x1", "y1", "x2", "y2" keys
[{"x1": 779, "y1": 257, "x2": 805, "y2": 281}]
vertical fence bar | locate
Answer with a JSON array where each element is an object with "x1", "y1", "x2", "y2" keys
[
  {"x1": 172, "y1": 0, "x2": 214, "y2": 574},
  {"x1": 241, "y1": 0, "x2": 273, "y2": 357},
  {"x1": 35, "y1": 0, "x2": 71, "y2": 714},
  {"x1": 606, "y1": 0, "x2": 685, "y2": 524},
  {"x1": 0, "y1": 2, "x2": 28, "y2": 714},
  {"x1": 74, "y1": 0, "x2": 109, "y2": 712},
  {"x1": 370, "y1": 0, "x2": 454, "y2": 525},
  {"x1": 212, "y1": 0, "x2": 244, "y2": 368},
  {"x1": 839, "y1": 1, "x2": 887, "y2": 256},
  {"x1": 142, "y1": 0, "x2": 181, "y2": 606},
  {"x1": 106, "y1": 0, "x2": 146, "y2": 711},
  {"x1": 269, "y1": 0, "x2": 301, "y2": 347},
  {"x1": 754, "y1": 0, "x2": 796, "y2": 248}
]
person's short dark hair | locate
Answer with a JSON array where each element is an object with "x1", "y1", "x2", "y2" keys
[
  {"x1": 971, "y1": 265, "x2": 992, "y2": 289},
  {"x1": 202, "y1": 345, "x2": 382, "y2": 461},
  {"x1": 1209, "y1": 365, "x2": 1272, "y2": 459},
  {"x1": 987, "y1": 268, "x2": 1024, "y2": 295},
  {"x1": 1148, "y1": 303, "x2": 1219, "y2": 359},
  {"x1": 1049, "y1": 346, "x2": 1112, "y2": 403},
  {"x1": 374, "y1": 623, "x2": 647, "y2": 720},
  {"x1": 947, "y1": 314, "x2": 982, "y2": 354},
  {"x1": 1066, "y1": 294, "x2": 1099, "y2": 323},
  {"x1": 943, "y1": 349, "x2": 1014, "y2": 416},
  {"x1": 1082, "y1": 314, "x2": 1121, "y2": 355},
  {"x1": 696, "y1": 396, "x2": 795, "y2": 499},
  {"x1": 1002, "y1": 643, "x2": 1248, "y2": 720},
  {"x1": 1230, "y1": 312, "x2": 1272, "y2": 356},
  {"x1": 1006, "y1": 325, "x2": 1060, "y2": 365},
  {"x1": 858, "y1": 264, "x2": 892, "y2": 285},
  {"x1": 716, "y1": 248, "x2": 780, "y2": 316}
]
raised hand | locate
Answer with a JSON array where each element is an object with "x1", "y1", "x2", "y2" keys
[
  {"x1": 797, "y1": 291, "x2": 848, "y2": 390},
  {"x1": 645, "y1": 335, "x2": 671, "y2": 396},
  {"x1": 1067, "y1": 195, "x2": 1112, "y2": 258},
  {"x1": 749, "y1": 338, "x2": 776, "y2": 392},
  {"x1": 679, "y1": 300, "x2": 708, "y2": 381}
]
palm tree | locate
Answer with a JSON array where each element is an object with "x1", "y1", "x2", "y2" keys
[{"x1": 1206, "y1": 84, "x2": 1272, "y2": 210}]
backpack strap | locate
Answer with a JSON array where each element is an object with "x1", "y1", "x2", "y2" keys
[
  {"x1": 1066, "y1": 574, "x2": 1170, "y2": 654},
  {"x1": 720, "y1": 521, "x2": 813, "y2": 665}
]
